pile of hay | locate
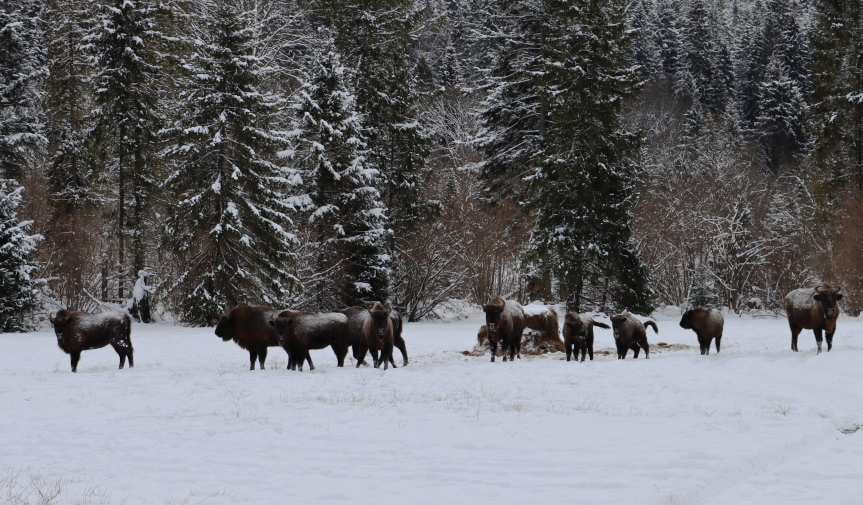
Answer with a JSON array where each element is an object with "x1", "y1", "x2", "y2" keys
[{"x1": 465, "y1": 304, "x2": 564, "y2": 356}]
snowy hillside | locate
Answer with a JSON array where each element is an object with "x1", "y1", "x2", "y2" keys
[{"x1": 2, "y1": 310, "x2": 862, "y2": 505}]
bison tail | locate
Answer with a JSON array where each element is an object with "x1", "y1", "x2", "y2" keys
[
  {"x1": 644, "y1": 320, "x2": 658, "y2": 334},
  {"x1": 122, "y1": 314, "x2": 132, "y2": 340},
  {"x1": 592, "y1": 321, "x2": 611, "y2": 330}
]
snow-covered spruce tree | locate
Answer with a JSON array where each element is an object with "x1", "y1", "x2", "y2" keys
[
  {"x1": 0, "y1": 0, "x2": 47, "y2": 180},
  {"x1": 687, "y1": 268, "x2": 720, "y2": 308},
  {"x1": 530, "y1": 0, "x2": 652, "y2": 313},
  {"x1": 88, "y1": 0, "x2": 166, "y2": 299},
  {"x1": 811, "y1": 0, "x2": 863, "y2": 193},
  {"x1": 161, "y1": 0, "x2": 299, "y2": 325},
  {"x1": 654, "y1": 0, "x2": 682, "y2": 85},
  {"x1": 320, "y1": 0, "x2": 433, "y2": 239},
  {"x1": 477, "y1": 0, "x2": 545, "y2": 199},
  {"x1": 44, "y1": 0, "x2": 93, "y2": 211},
  {"x1": 628, "y1": 0, "x2": 659, "y2": 83},
  {"x1": 756, "y1": 55, "x2": 807, "y2": 174},
  {"x1": 676, "y1": 0, "x2": 733, "y2": 115},
  {"x1": 295, "y1": 49, "x2": 390, "y2": 308},
  {"x1": 0, "y1": 180, "x2": 41, "y2": 331}
]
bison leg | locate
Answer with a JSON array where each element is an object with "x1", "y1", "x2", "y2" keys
[
  {"x1": 714, "y1": 336, "x2": 721, "y2": 354},
  {"x1": 565, "y1": 342, "x2": 572, "y2": 362},
  {"x1": 790, "y1": 324, "x2": 801, "y2": 352},
  {"x1": 305, "y1": 351, "x2": 315, "y2": 371},
  {"x1": 813, "y1": 328, "x2": 823, "y2": 355},
  {"x1": 633, "y1": 346, "x2": 640, "y2": 359},
  {"x1": 332, "y1": 344, "x2": 348, "y2": 367},
  {"x1": 490, "y1": 341, "x2": 497, "y2": 363},
  {"x1": 826, "y1": 331, "x2": 834, "y2": 352},
  {"x1": 258, "y1": 347, "x2": 267, "y2": 370},
  {"x1": 395, "y1": 335, "x2": 409, "y2": 366},
  {"x1": 70, "y1": 351, "x2": 81, "y2": 372},
  {"x1": 111, "y1": 343, "x2": 126, "y2": 369},
  {"x1": 370, "y1": 348, "x2": 380, "y2": 368},
  {"x1": 643, "y1": 342, "x2": 650, "y2": 359},
  {"x1": 249, "y1": 350, "x2": 258, "y2": 370}
]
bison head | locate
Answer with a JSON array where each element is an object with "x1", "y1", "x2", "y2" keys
[
  {"x1": 814, "y1": 285, "x2": 843, "y2": 320},
  {"x1": 564, "y1": 313, "x2": 586, "y2": 339},
  {"x1": 369, "y1": 302, "x2": 391, "y2": 339},
  {"x1": 50, "y1": 310, "x2": 70, "y2": 341},
  {"x1": 214, "y1": 315, "x2": 233, "y2": 341},
  {"x1": 679, "y1": 309, "x2": 701, "y2": 329},
  {"x1": 483, "y1": 298, "x2": 506, "y2": 341}
]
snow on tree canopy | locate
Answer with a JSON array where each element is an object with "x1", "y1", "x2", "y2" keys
[{"x1": 0, "y1": 180, "x2": 41, "y2": 331}]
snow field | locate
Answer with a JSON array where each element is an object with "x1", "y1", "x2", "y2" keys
[{"x1": 1, "y1": 310, "x2": 862, "y2": 505}]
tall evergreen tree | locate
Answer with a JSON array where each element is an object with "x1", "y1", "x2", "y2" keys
[
  {"x1": 532, "y1": 0, "x2": 651, "y2": 312},
  {"x1": 654, "y1": 0, "x2": 682, "y2": 84},
  {"x1": 295, "y1": 49, "x2": 390, "y2": 307},
  {"x1": 0, "y1": 0, "x2": 46, "y2": 180},
  {"x1": 629, "y1": 0, "x2": 659, "y2": 83},
  {"x1": 0, "y1": 180, "x2": 41, "y2": 331},
  {"x1": 756, "y1": 55, "x2": 807, "y2": 174},
  {"x1": 161, "y1": 0, "x2": 299, "y2": 325},
  {"x1": 88, "y1": 0, "x2": 166, "y2": 298}
]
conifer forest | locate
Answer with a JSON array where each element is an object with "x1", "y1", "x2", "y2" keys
[{"x1": 1, "y1": 0, "x2": 862, "y2": 329}]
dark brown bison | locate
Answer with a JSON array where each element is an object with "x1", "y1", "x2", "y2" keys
[
  {"x1": 269, "y1": 311, "x2": 350, "y2": 371},
  {"x1": 610, "y1": 312, "x2": 657, "y2": 359},
  {"x1": 342, "y1": 304, "x2": 408, "y2": 368},
  {"x1": 215, "y1": 305, "x2": 283, "y2": 370},
  {"x1": 50, "y1": 310, "x2": 133, "y2": 372},
  {"x1": 482, "y1": 297, "x2": 526, "y2": 362},
  {"x1": 784, "y1": 285, "x2": 843, "y2": 354},
  {"x1": 679, "y1": 307, "x2": 724, "y2": 355},
  {"x1": 563, "y1": 312, "x2": 610, "y2": 362}
]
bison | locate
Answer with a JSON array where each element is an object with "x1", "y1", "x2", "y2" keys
[
  {"x1": 482, "y1": 297, "x2": 526, "y2": 362},
  {"x1": 50, "y1": 310, "x2": 133, "y2": 372},
  {"x1": 343, "y1": 304, "x2": 408, "y2": 368},
  {"x1": 269, "y1": 311, "x2": 350, "y2": 371},
  {"x1": 679, "y1": 307, "x2": 724, "y2": 355},
  {"x1": 784, "y1": 285, "x2": 843, "y2": 354},
  {"x1": 215, "y1": 305, "x2": 284, "y2": 370},
  {"x1": 610, "y1": 312, "x2": 657, "y2": 359},
  {"x1": 562, "y1": 312, "x2": 610, "y2": 362}
]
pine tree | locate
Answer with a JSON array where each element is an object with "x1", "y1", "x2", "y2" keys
[
  {"x1": 531, "y1": 0, "x2": 652, "y2": 312},
  {"x1": 0, "y1": 0, "x2": 46, "y2": 180},
  {"x1": 677, "y1": 0, "x2": 733, "y2": 115},
  {"x1": 88, "y1": 0, "x2": 166, "y2": 298},
  {"x1": 0, "y1": 180, "x2": 41, "y2": 331},
  {"x1": 628, "y1": 0, "x2": 659, "y2": 83},
  {"x1": 161, "y1": 0, "x2": 299, "y2": 325},
  {"x1": 688, "y1": 268, "x2": 720, "y2": 308},
  {"x1": 295, "y1": 49, "x2": 390, "y2": 307},
  {"x1": 440, "y1": 37, "x2": 463, "y2": 92}
]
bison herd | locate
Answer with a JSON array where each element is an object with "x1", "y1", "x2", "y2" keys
[{"x1": 48, "y1": 285, "x2": 845, "y2": 372}]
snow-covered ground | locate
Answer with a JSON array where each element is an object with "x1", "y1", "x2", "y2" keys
[{"x1": 2, "y1": 308, "x2": 863, "y2": 505}]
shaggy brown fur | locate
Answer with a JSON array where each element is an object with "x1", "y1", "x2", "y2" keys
[
  {"x1": 563, "y1": 312, "x2": 610, "y2": 362},
  {"x1": 679, "y1": 307, "x2": 724, "y2": 355},
  {"x1": 364, "y1": 302, "x2": 396, "y2": 370},
  {"x1": 50, "y1": 310, "x2": 133, "y2": 372},
  {"x1": 343, "y1": 305, "x2": 408, "y2": 368},
  {"x1": 269, "y1": 311, "x2": 350, "y2": 371},
  {"x1": 524, "y1": 307, "x2": 563, "y2": 350},
  {"x1": 784, "y1": 285, "x2": 843, "y2": 354},
  {"x1": 215, "y1": 305, "x2": 283, "y2": 370},
  {"x1": 482, "y1": 297, "x2": 526, "y2": 362},
  {"x1": 610, "y1": 313, "x2": 657, "y2": 359}
]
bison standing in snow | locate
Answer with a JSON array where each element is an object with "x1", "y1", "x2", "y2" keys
[
  {"x1": 679, "y1": 307, "x2": 724, "y2": 355},
  {"x1": 215, "y1": 305, "x2": 284, "y2": 370},
  {"x1": 269, "y1": 311, "x2": 350, "y2": 371},
  {"x1": 610, "y1": 312, "x2": 657, "y2": 359},
  {"x1": 563, "y1": 312, "x2": 610, "y2": 362},
  {"x1": 50, "y1": 310, "x2": 133, "y2": 372},
  {"x1": 784, "y1": 285, "x2": 843, "y2": 354},
  {"x1": 482, "y1": 297, "x2": 526, "y2": 362},
  {"x1": 343, "y1": 304, "x2": 408, "y2": 368}
]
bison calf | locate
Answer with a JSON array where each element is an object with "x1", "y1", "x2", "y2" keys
[
  {"x1": 679, "y1": 307, "x2": 723, "y2": 355},
  {"x1": 610, "y1": 313, "x2": 657, "y2": 359},
  {"x1": 563, "y1": 312, "x2": 610, "y2": 362},
  {"x1": 215, "y1": 305, "x2": 283, "y2": 370},
  {"x1": 270, "y1": 311, "x2": 350, "y2": 371},
  {"x1": 785, "y1": 285, "x2": 842, "y2": 354},
  {"x1": 483, "y1": 297, "x2": 526, "y2": 362},
  {"x1": 50, "y1": 310, "x2": 133, "y2": 372}
]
